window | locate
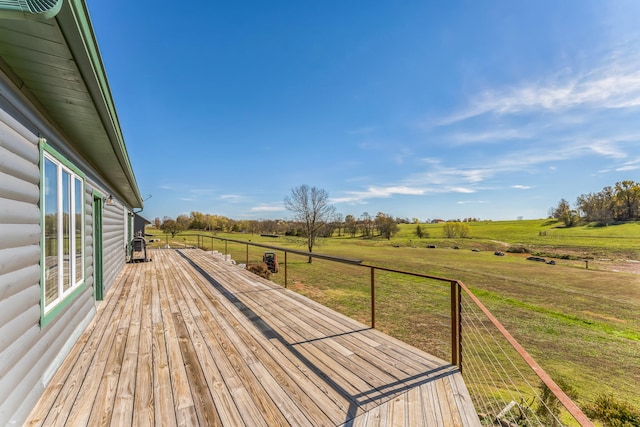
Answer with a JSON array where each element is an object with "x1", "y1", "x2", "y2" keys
[{"x1": 42, "y1": 145, "x2": 85, "y2": 322}]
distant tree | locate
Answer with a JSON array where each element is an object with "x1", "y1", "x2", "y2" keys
[
  {"x1": 552, "y1": 198, "x2": 579, "y2": 227},
  {"x1": 552, "y1": 199, "x2": 570, "y2": 221},
  {"x1": 376, "y1": 213, "x2": 399, "y2": 240},
  {"x1": 415, "y1": 225, "x2": 429, "y2": 239},
  {"x1": 208, "y1": 215, "x2": 229, "y2": 233},
  {"x1": 344, "y1": 214, "x2": 357, "y2": 237},
  {"x1": 360, "y1": 212, "x2": 373, "y2": 237},
  {"x1": 320, "y1": 221, "x2": 337, "y2": 237},
  {"x1": 576, "y1": 188, "x2": 615, "y2": 225},
  {"x1": 614, "y1": 180, "x2": 640, "y2": 221},
  {"x1": 175, "y1": 214, "x2": 191, "y2": 231},
  {"x1": 284, "y1": 185, "x2": 336, "y2": 263},
  {"x1": 189, "y1": 211, "x2": 207, "y2": 230},
  {"x1": 160, "y1": 217, "x2": 184, "y2": 243},
  {"x1": 333, "y1": 213, "x2": 344, "y2": 237},
  {"x1": 153, "y1": 217, "x2": 161, "y2": 229}
]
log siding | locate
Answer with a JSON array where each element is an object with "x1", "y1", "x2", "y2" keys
[{"x1": 0, "y1": 75, "x2": 135, "y2": 426}]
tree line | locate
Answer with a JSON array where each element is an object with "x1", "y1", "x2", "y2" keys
[
  {"x1": 155, "y1": 184, "x2": 473, "y2": 262},
  {"x1": 551, "y1": 180, "x2": 640, "y2": 226},
  {"x1": 155, "y1": 210, "x2": 404, "y2": 239}
]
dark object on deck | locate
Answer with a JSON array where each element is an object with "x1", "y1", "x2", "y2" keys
[
  {"x1": 130, "y1": 232, "x2": 151, "y2": 262},
  {"x1": 526, "y1": 256, "x2": 546, "y2": 262},
  {"x1": 263, "y1": 251, "x2": 278, "y2": 273}
]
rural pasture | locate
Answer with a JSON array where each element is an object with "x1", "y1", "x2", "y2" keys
[{"x1": 147, "y1": 219, "x2": 640, "y2": 416}]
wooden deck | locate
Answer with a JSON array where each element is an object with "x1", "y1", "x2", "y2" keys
[{"x1": 26, "y1": 248, "x2": 480, "y2": 426}]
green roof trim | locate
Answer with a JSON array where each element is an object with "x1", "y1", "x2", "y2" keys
[
  {"x1": 59, "y1": 0, "x2": 143, "y2": 208},
  {"x1": 0, "y1": 0, "x2": 63, "y2": 19},
  {"x1": 0, "y1": 0, "x2": 143, "y2": 209}
]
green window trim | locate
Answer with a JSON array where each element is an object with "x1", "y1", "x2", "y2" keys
[
  {"x1": 40, "y1": 138, "x2": 87, "y2": 328},
  {"x1": 92, "y1": 189, "x2": 104, "y2": 301}
]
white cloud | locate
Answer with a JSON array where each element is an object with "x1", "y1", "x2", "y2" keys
[
  {"x1": 345, "y1": 186, "x2": 428, "y2": 199},
  {"x1": 615, "y1": 156, "x2": 640, "y2": 171},
  {"x1": 587, "y1": 141, "x2": 628, "y2": 158},
  {"x1": 450, "y1": 128, "x2": 532, "y2": 144},
  {"x1": 449, "y1": 187, "x2": 476, "y2": 194},
  {"x1": 251, "y1": 204, "x2": 286, "y2": 213},
  {"x1": 457, "y1": 200, "x2": 488, "y2": 205},
  {"x1": 220, "y1": 194, "x2": 245, "y2": 203},
  {"x1": 512, "y1": 185, "x2": 532, "y2": 190},
  {"x1": 437, "y1": 56, "x2": 640, "y2": 126},
  {"x1": 616, "y1": 165, "x2": 639, "y2": 171}
]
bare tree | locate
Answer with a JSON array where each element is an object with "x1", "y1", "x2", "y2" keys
[
  {"x1": 284, "y1": 185, "x2": 336, "y2": 263},
  {"x1": 360, "y1": 212, "x2": 373, "y2": 237}
]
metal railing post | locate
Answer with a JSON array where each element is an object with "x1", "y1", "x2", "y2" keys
[
  {"x1": 246, "y1": 244, "x2": 249, "y2": 266},
  {"x1": 284, "y1": 251, "x2": 288, "y2": 288},
  {"x1": 370, "y1": 267, "x2": 376, "y2": 329},
  {"x1": 451, "y1": 281, "x2": 462, "y2": 371}
]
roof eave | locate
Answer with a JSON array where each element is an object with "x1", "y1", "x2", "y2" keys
[
  {"x1": 55, "y1": 0, "x2": 143, "y2": 208},
  {"x1": 0, "y1": 0, "x2": 143, "y2": 209}
]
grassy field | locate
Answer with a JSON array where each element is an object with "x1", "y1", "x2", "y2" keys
[{"x1": 146, "y1": 219, "x2": 640, "y2": 417}]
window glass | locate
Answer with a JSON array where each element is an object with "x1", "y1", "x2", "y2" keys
[
  {"x1": 62, "y1": 170, "x2": 71, "y2": 292},
  {"x1": 75, "y1": 177, "x2": 83, "y2": 284},
  {"x1": 44, "y1": 157, "x2": 59, "y2": 306}
]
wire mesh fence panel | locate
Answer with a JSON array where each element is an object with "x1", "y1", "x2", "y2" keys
[{"x1": 461, "y1": 295, "x2": 581, "y2": 426}]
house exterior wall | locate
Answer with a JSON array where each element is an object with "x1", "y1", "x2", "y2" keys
[
  {"x1": 0, "y1": 73, "x2": 132, "y2": 425},
  {"x1": 102, "y1": 199, "x2": 127, "y2": 294}
]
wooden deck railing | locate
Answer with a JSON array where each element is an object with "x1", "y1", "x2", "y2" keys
[{"x1": 186, "y1": 234, "x2": 593, "y2": 426}]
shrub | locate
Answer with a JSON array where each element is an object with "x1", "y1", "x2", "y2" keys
[
  {"x1": 534, "y1": 379, "x2": 577, "y2": 427},
  {"x1": 246, "y1": 263, "x2": 271, "y2": 279},
  {"x1": 584, "y1": 394, "x2": 640, "y2": 426},
  {"x1": 506, "y1": 246, "x2": 530, "y2": 254},
  {"x1": 442, "y1": 221, "x2": 470, "y2": 238}
]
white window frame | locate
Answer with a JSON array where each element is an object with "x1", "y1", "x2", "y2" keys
[{"x1": 41, "y1": 143, "x2": 86, "y2": 325}]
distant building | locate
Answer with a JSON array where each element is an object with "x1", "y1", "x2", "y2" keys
[{"x1": 0, "y1": 1, "x2": 142, "y2": 424}]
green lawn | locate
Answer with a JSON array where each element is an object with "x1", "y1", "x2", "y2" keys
[{"x1": 146, "y1": 220, "x2": 640, "y2": 415}]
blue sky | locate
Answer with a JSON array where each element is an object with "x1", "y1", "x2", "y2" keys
[{"x1": 87, "y1": 1, "x2": 640, "y2": 222}]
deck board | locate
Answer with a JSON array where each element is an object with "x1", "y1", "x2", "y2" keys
[{"x1": 26, "y1": 248, "x2": 480, "y2": 426}]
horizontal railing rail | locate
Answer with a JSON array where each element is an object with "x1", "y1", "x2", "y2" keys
[{"x1": 168, "y1": 233, "x2": 593, "y2": 426}]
